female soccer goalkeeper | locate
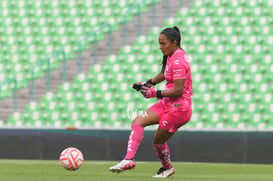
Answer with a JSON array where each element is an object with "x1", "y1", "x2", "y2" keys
[{"x1": 109, "y1": 26, "x2": 193, "y2": 178}]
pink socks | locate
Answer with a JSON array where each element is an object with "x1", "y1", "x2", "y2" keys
[
  {"x1": 154, "y1": 143, "x2": 172, "y2": 169},
  {"x1": 124, "y1": 123, "x2": 144, "y2": 160},
  {"x1": 124, "y1": 123, "x2": 172, "y2": 170}
]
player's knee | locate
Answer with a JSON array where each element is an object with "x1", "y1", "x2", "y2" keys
[
  {"x1": 132, "y1": 115, "x2": 147, "y2": 127},
  {"x1": 132, "y1": 117, "x2": 144, "y2": 127}
]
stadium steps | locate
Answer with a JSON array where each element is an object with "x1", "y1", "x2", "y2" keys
[{"x1": 0, "y1": 0, "x2": 193, "y2": 121}]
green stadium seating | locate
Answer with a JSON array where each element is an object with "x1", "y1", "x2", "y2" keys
[
  {"x1": 2, "y1": 0, "x2": 273, "y2": 130},
  {"x1": 7, "y1": 112, "x2": 25, "y2": 127},
  {"x1": 0, "y1": 0, "x2": 161, "y2": 96}
]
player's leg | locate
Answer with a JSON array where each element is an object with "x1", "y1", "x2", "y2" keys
[
  {"x1": 124, "y1": 109, "x2": 160, "y2": 160},
  {"x1": 109, "y1": 109, "x2": 160, "y2": 173},
  {"x1": 152, "y1": 111, "x2": 192, "y2": 178},
  {"x1": 153, "y1": 126, "x2": 175, "y2": 178}
]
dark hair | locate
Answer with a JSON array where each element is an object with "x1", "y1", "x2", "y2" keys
[
  {"x1": 160, "y1": 26, "x2": 181, "y2": 73},
  {"x1": 160, "y1": 26, "x2": 181, "y2": 48}
]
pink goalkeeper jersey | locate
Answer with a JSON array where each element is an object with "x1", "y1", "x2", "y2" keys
[{"x1": 163, "y1": 48, "x2": 193, "y2": 111}]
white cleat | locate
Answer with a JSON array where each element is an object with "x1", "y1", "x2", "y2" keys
[
  {"x1": 153, "y1": 167, "x2": 175, "y2": 178},
  {"x1": 109, "y1": 159, "x2": 136, "y2": 173}
]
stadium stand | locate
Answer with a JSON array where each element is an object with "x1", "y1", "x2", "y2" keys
[
  {"x1": 0, "y1": 0, "x2": 159, "y2": 91},
  {"x1": 0, "y1": 0, "x2": 168, "y2": 121},
  {"x1": 1, "y1": 0, "x2": 273, "y2": 130}
]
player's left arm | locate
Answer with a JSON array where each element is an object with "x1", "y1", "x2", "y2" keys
[{"x1": 162, "y1": 78, "x2": 185, "y2": 97}]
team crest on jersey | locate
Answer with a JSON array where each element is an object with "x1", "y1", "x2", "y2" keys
[{"x1": 166, "y1": 65, "x2": 169, "y2": 72}]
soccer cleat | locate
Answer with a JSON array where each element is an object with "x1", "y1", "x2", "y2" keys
[
  {"x1": 109, "y1": 159, "x2": 136, "y2": 173},
  {"x1": 153, "y1": 167, "x2": 175, "y2": 178}
]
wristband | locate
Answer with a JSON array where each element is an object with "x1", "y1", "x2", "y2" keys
[
  {"x1": 146, "y1": 79, "x2": 156, "y2": 85},
  {"x1": 156, "y1": 90, "x2": 164, "y2": 98}
]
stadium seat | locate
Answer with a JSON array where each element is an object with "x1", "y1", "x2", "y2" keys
[
  {"x1": 0, "y1": 83, "x2": 13, "y2": 99},
  {"x1": 6, "y1": 112, "x2": 24, "y2": 127},
  {"x1": 23, "y1": 101, "x2": 44, "y2": 127}
]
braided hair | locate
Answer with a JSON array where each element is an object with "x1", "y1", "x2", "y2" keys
[{"x1": 160, "y1": 26, "x2": 181, "y2": 73}]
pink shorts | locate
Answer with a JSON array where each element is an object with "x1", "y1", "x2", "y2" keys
[{"x1": 149, "y1": 101, "x2": 192, "y2": 133}]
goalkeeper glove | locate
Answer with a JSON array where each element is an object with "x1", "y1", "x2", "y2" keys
[
  {"x1": 132, "y1": 81, "x2": 146, "y2": 91},
  {"x1": 132, "y1": 79, "x2": 155, "y2": 91},
  {"x1": 140, "y1": 85, "x2": 164, "y2": 99}
]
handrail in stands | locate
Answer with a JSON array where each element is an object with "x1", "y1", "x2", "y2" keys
[
  {"x1": 30, "y1": 50, "x2": 67, "y2": 101},
  {"x1": 77, "y1": 0, "x2": 151, "y2": 72}
]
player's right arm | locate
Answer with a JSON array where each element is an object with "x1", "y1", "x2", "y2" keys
[{"x1": 150, "y1": 71, "x2": 165, "y2": 85}]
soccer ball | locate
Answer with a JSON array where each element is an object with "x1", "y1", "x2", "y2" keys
[{"x1": 59, "y1": 147, "x2": 84, "y2": 171}]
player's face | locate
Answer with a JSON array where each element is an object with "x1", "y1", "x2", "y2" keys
[{"x1": 158, "y1": 34, "x2": 177, "y2": 56}]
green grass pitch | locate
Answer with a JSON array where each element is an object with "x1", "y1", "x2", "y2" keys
[{"x1": 0, "y1": 160, "x2": 272, "y2": 181}]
